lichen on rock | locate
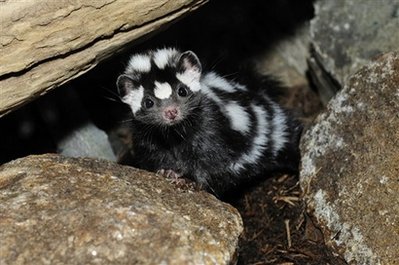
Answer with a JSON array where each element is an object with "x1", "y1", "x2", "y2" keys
[{"x1": 300, "y1": 52, "x2": 399, "y2": 265}]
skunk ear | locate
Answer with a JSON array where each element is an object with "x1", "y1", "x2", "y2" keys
[
  {"x1": 177, "y1": 51, "x2": 202, "y2": 75},
  {"x1": 116, "y1": 74, "x2": 137, "y2": 98}
]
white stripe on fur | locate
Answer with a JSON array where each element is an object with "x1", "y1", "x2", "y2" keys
[
  {"x1": 225, "y1": 101, "x2": 251, "y2": 134},
  {"x1": 202, "y1": 72, "x2": 236, "y2": 92},
  {"x1": 122, "y1": 85, "x2": 144, "y2": 114},
  {"x1": 176, "y1": 71, "x2": 201, "y2": 92},
  {"x1": 270, "y1": 103, "x2": 288, "y2": 155},
  {"x1": 230, "y1": 104, "x2": 270, "y2": 172}
]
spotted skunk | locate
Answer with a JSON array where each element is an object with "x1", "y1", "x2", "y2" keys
[{"x1": 117, "y1": 48, "x2": 302, "y2": 196}]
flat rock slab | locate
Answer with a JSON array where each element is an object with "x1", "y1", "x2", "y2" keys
[
  {"x1": 0, "y1": 0, "x2": 207, "y2": 117},
  {"x1": 300, "y1": 52, "x2": 399, "y2": 264},
  {"x1": 0, "y1": 154, "x2": 242, "y2": 265},
  {"x1": 309, "y1": 0, "x2": 399, "y2": 103}
]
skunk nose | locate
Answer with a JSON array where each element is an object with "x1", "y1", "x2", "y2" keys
[{"x1": 163, "y1": 106, "x2": 180, "y2": 120}]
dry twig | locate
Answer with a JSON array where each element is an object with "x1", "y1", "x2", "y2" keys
[{"x1": 285, "y1": 219, "x2": 292, "y2": 248}]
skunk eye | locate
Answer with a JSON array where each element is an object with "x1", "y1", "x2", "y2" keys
[
  {"x1": 144, "y1": 98, "x2": 154, "y2": 109},
  {"x1": 178, "y1": 86, "x2": 188, "y2": 97}
]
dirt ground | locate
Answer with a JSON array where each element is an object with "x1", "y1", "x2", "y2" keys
[{"x1": 232, "y1": 173, "x2": 347, "y2": 265}]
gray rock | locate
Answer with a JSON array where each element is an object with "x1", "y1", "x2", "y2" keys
[
  {"x1": 257, "y1": 23, "x2": 324, "y2": 122},
  {"x1": 0, "y1": 154, "x2": 242, "y2": 265},
  {"x1": 309, "y1": 0, "x2": 399, "y2": 104},
  {"x1": 58, "y1": 122, "x2": 116, "y2": 161},
  {"x1": 258, "y1": 23, "x2": 311, "y2": 88},
  {"x1": 300, "y1": 52, "x2": 399, "y2": 264},
  {"x1": 38, "y1": 86, "x2": 116, "y2": 161}
]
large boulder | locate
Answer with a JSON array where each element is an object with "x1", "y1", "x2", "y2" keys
[
  {"x1": 308, "y1": 0, "x2": 399, "y2": 104},
  {"x1": 300, "y1": 52, "x2": 399, "y2": 264},
  {"x1": 0, "y1": 0, "x2": 207, "y2": 117},
  {"x1": 0, "y1": 154, "x2": 242, "y2": 265}
]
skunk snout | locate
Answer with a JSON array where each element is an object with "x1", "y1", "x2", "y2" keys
[{"x1": 163, "y1": 106, "x2": 180, "y2": 121}]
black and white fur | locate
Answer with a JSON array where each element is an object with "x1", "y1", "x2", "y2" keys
[{"x1": 117, "y1": 48, "x2": 302, "y2": 196}]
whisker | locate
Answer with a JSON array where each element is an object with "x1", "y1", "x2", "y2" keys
[
  {"x1": 103, "y1": 96, "x2": 122, "y2": 103},
  {"x1": 221, "y1": 72, "x2": 239, "y2": 79},
  {"x1": 118, "y1": 118, "x2": 134, "y2": 124},
  {"x1": 101, "y1": 86, "x2": 121, "y2": 98},
  {"x1": 210, "y1": 55, "x2": 226, "y2": 71},
  {"x1": 174, "y1": 126, "x2": 186, "y2": 142}
]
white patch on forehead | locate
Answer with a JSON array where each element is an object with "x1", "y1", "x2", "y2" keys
[
  {"x1": 270, "y1": 103, "x2": 288, "y2": 155},
  {"x1": 122, "y1": 86, "x2": 144, "y2": 114},
  {"x1": 153, "y1": 48, "x2": 177, "y2": 69},
  {"x1": 203, "y1": 72, "x2": 236, "y2": 92},
  {"x1": 127, "y1": 54, "x2": 151, "y2": 73},
  {"x1": 225, "y1": 102, "x2": 251, "y2": 134},
  {"x1": 154, "y1": 81, "x2": 172, "y2": 99},
  {"x1": 176, "y1": 71, "x2": 201, "y2": 92},
  {"x1": 230, "y1": 104, "x2": 270, "y2": 172}
]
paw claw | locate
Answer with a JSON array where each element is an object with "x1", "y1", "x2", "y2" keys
[
  {"x1": 156, "y1": 169, "x2": 196, "y2": 191},
  {"x1": 157, "y1": 169, "x2": 182, "y2": 180}
]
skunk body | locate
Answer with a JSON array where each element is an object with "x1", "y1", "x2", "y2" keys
[{"x1": 117, "y1": 48, "x2": 301, "y2": 195}]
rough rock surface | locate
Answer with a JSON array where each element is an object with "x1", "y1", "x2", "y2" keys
[
  {"x1": 0, "y1": 0, "x2": 207, "y2": 117},
  {"x1": 0, "y1": 154, "x2": 242, "y2": 265},
  {"x1": 58, "y1": 122, "x2": 116, "y2": 160},
  {"x1": 258, "y1": 23, "x2": 311, "y2": 89},
  {"x1": 257, "y1": 23, "x2": 323, "y2": 122},
  {"x1": 300, "y1": 52, "x2": 399, "y2": 264},
  {"x1": 309, "y1": 0, "x2": 399, "y2": 104}
]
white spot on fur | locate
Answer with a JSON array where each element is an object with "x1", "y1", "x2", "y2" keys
[
  {"x1": 154, "y1": 81, "x2": 172, "y2": 99},
  {"x1": 202, "y1": 72, "x2": 236, "y2": 92},
  {"x1": 127, "y1": 54, "x2": 151, "y2": 73},
  {"x1": 122, "y1": 86, "x2": 144, "y2": 114},
  {"x1": 270, "y1": 103, "x2": 288, "y2": 155},
  {"x1": 230, "y1": 104, "x2": 270, "y2": 172},
  {"x1": 225, "y1": 102, "x2": 251, "y2": 134},
  {"x1": 176, "y1": 71, "x2": 201, "y2": 92},
  {"x1": 153, "y1": 48, "x2": 177, "y2": 69}
]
